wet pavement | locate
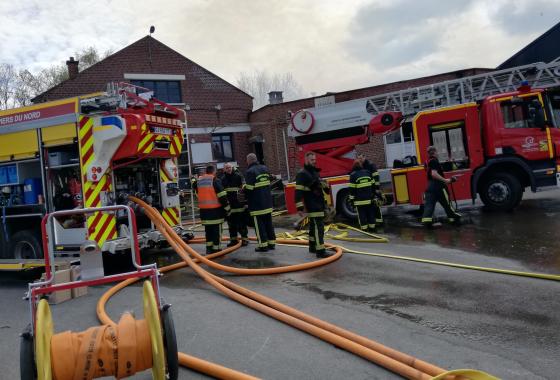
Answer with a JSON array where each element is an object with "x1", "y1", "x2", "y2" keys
[
  {"x1": 381, "y1": 190, "x2": 560, "y2": 274},
  {"x1": 1, "y1": 191, "x2": 559, "y2": 379}
]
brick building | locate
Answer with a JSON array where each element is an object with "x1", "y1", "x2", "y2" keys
[
  {"x1": 33, "y1": 36, "x2": 254, "y2": 185},
  {"x1": 249, "y1": 68, "x2": 491, "y2": 181}
]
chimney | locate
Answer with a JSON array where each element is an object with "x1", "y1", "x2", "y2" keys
[
  {"x1": 66, "y1": 57, "x2": 79, "y2": 80},
  {"x1": 268, "y1": 91, "x2": 283, "y2": 105}
]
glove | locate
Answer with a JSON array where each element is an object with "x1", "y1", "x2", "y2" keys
[{"x1": 320, "y1": 180, "x2": 331, "y2": 194}]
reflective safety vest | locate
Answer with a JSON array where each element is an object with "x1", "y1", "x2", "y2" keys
[{"x1": 197, "y1": 174, "x2": 221, "y2": 209}]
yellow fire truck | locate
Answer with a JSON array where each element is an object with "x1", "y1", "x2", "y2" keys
[{"x1": 0, "y1": 83, "x2": 191, "y2": 269}]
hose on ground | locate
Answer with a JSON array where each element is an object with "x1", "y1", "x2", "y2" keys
[
  {"x1": 340, "y1": 247, "x2": 560, "y2": 282},
  {"x1": 96, "y1": 197, "x2": 498, "y2": 379},
  {"x1": 127, "y1": 198, "x2": 438, "y2": 379},
  {"x1": 133, "y1": 197, "x2": 495, "y2": 379}
]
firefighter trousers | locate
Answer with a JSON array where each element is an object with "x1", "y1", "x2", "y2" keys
[
  {"x1": 203, "y1": 222, "x2": 223, "y2": 253},
  {"x1": 421, "y1": 187, "x2": 461, "y2": 225},
  {"x1": 308, "y1": 216, "x2": 325, "y2": 253},
  {"x1": 356, "y1": 203, "x2": 377, "y2": 231},
  {"x1": 373, "y1": 199, "x2": 383, "y2": 225},
  {"x1": 252, "y1": 212, "x2": 276, "y2": 248},
  {"x1": 228, "y1": 210, "x2": 249, "y2": 242}
]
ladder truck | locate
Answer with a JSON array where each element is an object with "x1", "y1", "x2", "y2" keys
[
  {"x1": 285, "y1": 59, "x2": 560, "y2": 219},
  {"x1": 0, "y1": 83, "x2": 192, "y2": 270}
]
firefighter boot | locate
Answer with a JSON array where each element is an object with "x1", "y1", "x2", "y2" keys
[
  {"x1": 316, "y1": 249, "x2": 332, "y2": 258},
  {"x1": 227, "y1": 239, "x2": 239, "y2": 247}
]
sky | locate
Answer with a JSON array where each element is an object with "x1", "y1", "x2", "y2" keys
[{"x1": 1, "y1": 0, "x2": 559, "y2": 98}]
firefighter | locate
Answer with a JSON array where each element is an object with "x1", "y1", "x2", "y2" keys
[
  {"x1": 195, "y1": 165, "x2": 230, "y2": 254},
  {"x1": 421, "y1": 146, "x2": 461, "y2": 227},
  {"x1": 357, "y1": 153, "x2": 383, "y2": 225},
  {"x1": 190, "y1": 167, "x2": 204, "y2": 196},
  {"x1": 349, "y1": 159, "x2": 378, "y2": 232},
  {"x1": 295, "y1": 151, "x2": 331, "y2": 258},
  {"x1": 221, "y1": 162, "x2": 249, "y2": 247},
  {"x1": 244, "y1": 153, "x2": 276, "y2": 252}
]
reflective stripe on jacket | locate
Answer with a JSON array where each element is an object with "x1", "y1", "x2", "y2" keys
[
  {"x1": 245, "y1": 162, "x2": 273, "y2": 214},
  {"x1": 295, "y1": 164, "x2": 326, "y2": 213},
  {"x1": 197, "y1": 174, "x2": 221, "y2": 209},
  {"x1": 349, "y1": 168, "x2": 375, "y2": 204},
  {"x1": 221, "y1": 170, "x2": 246, "y2": 212}
]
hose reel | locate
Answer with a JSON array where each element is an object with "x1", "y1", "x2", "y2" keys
[
  {"x1": 21, "y1": 206, "x2": 178, "y2": 380},
  {"x1": 21, "y1": 281, "x2": 177, "y2": 380}
]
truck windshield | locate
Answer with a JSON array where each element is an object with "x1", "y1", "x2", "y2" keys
[
  {"x1": 500, "y1": 96, "x2": 542, "y2": 129},
  {"x1": 549, "y1": 92, "x2": 560, "y2": 128}
]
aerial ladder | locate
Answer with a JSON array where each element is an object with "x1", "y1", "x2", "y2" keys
[{"x1": 286, "y1": 59, "x2": 560, "y2": 216}]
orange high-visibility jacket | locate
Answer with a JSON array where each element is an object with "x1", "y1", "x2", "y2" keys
[{"x1": 197, "y1": 174, "x2": 222, "y2": 209}]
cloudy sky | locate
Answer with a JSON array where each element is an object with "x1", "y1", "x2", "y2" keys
[{"x1": 1, "y1": 0, "x2": 559, "y2": 97}]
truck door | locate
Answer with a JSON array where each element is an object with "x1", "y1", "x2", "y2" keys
[
  {"x1": 497, "y1": 94, "x2": 552, "y2": 162},
  {"x1": 412, "y1": 104, "x2": 482, "y2": 203},
  {"x1": 427, "y1": 119, "x2": 473, "y2": 200}
]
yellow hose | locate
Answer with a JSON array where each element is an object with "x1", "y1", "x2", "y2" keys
[{"x1": 341, "y1": 247, "x2": 560, "y2": 282}]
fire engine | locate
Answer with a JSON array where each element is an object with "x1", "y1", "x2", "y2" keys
[
  {"x1": 285, "y1": 59, "x2": 560, "y2": 218},
  {"x1": 0, "y1": 83, "x2": 191, "y2": 268}
]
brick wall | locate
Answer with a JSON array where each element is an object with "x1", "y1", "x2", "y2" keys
[
  {"x1": 233, "y1": 132, "x2": 252, "y2": 172},
  {"x1": 249, "y1": 67, "x2": 493, "y2": 179}
]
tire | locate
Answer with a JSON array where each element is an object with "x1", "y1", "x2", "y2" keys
[
  {"x1": 479, "y1": 172, "x2": 522, "y2": 211},
  {"x1": 10, "y1": 230, "x2": 43, "y2": 260},
  {"x1": 336, "y1": 189, "x2": 357, "y2": 221},
  {"x1": 161, "y1": 304, "x2": 179, "y2": 380},
  {"x1": 20, "y1": 324, "x2": 36, "y2": 380}
]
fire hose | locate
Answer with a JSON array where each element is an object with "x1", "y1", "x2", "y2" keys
[{"x1": 93, "y1": 196, "x2": 499, "y2": 379}]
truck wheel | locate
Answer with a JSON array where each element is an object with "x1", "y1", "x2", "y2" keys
[
  {"x1": 10, "y1": 230, "x2": 43, "y2": 260},
  {"x1": 479, "y1": 172, "x2": 522, "y2": 211},
  {"x1": 336, "y1": 190, "x2": 357, "y2": 221}
]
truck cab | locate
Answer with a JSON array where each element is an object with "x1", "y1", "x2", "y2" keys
[{"x1": 392, "y1": 86, "x2": 560, "y2": 212}]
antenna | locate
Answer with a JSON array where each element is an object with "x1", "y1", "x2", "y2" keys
[{"x1": 148, "y1": 26, "x2": 155, "y2": 67}]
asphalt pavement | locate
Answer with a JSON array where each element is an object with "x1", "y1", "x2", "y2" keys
[{"x1": 1, "y1": 191, "x2": 559, "y2": 379}]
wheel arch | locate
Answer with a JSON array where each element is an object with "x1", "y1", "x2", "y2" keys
[
  {"x1": 472, "y1": 157, "x2": 534, "y2": 199},
  {"x1": 2, "y1": 215, "x2": 43, "y2": 259}
]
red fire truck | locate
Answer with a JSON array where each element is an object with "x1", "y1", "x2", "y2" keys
[
  {"x1": 0, "y1": 83, "x2": 190, "y2": 268},
  {"x1": 285, "y1": 60, "x2": 560, "y2": 218}
]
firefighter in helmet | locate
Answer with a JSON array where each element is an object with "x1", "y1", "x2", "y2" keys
[
  {"x1": 244, "y1": 153, "x2": 276, "y2": 252},
  {"x1": 357, "y1": 153, "x2": 383, "y2": 226},
  {"x1": 421, "y1": 146, "x2": 461, "y2": 227},
  {"x1": 295, "y1": 151, "x2": 331, "y2": 258},
  {"x1": 349, "y1": 159, "x2": 377, "y2": 232},
  {"x1": 221, "y1": 162, "x2": 249, "y2": 247},
  {"x1": 195, "y1": 164, "x2": 230, "y2": 254}
]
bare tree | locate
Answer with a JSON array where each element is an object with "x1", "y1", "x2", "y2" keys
[
  {"x1": 0, "y1": 63, "x2": 16, "y2": 110},
  {"x1": 237, "y1": 70, "x2": 304, "y2": 110},
  {"x1": 2, "y1": 46, "x2": 112, "y2": 108}
]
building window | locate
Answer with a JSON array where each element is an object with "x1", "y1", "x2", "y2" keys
[
  {"x1": 211, "y1": 134, "x2": 234, "y2": 162},
  {"x1": 130, "y1": 80, "x2": 182, "y2": 103},
  {"x1": 385, "y1": 122, "x2": 414, "y2": 144}
]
